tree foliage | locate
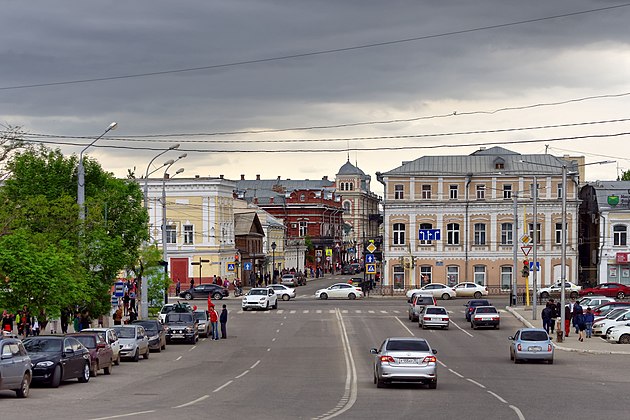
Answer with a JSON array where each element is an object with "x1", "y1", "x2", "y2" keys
[{"x1": 621, "y1": 170, "x2": 630, "y2": 181}]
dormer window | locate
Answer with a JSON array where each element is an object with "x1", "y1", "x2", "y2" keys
[{"x1": 493, "y1": 157, "x2": 506, "y2": 170}]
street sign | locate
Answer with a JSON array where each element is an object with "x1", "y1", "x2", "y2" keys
[
  {"x1": 520, "y1": 234, "x2": 531, "y2": 244},
  {"x1": 111, "y1": 294, "x2": 119, "y2": 306},
  {"x1": 227, "y1": 263, "x2": 236, "y2": 272},
  {"x1": 521, "y1": 246, "x2": 532, "y2": 257},
  {"x1": 243, "y1": 262, "x2": 252, "y2": 270},
  {"x1": 418, "y1": 228, "x2": 441, "y2": 241},
  {"x1": 114, "y1": 281, "x2": 125, "y2": 297},
  {"x1": 365, "y1": 253, "x2": 375, "y2": 264},
  {"x1": 366, "y1": 263, "x2": 376, "y2": 274},
  {"x1": 325, "y1": 248, "x2": 332, "y2": 257},
  {"x1": 366, "y1": 242, "x2": 377, "y2": 253},
  {"x1": 316, "y1": 250, "x2": 323, "y2": 257},
  {"x1": 529, "y1": 261, "x2": 540, "y2": 272}
]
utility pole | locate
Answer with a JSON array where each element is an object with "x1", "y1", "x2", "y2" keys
[
  {"x1": 512, "y1": 192, "x2": 519, "y2": 306},
  {"x1": 532, "y1": 175, "x2": 538, "y2": 320}
]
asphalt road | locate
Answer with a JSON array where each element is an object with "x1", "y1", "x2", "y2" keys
[{"x1": 2, "y1": 276, "x2": 628, "y2": 419}]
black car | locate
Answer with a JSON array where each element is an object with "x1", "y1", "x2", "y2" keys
[
  {"x1": 179, "y1": 284, "x2": 229, "y2": 300},
  {"x1": 464, "y1": 299, "x2": 491, "y2": 322},
  {"x1": 132, "y1": 320, "x2": 167, "y2": 352},
  {"x1": 0, "y1": 336, "x2": 32, "y2": 398},
  {"x1": 164, "y1": 312, "x2": 199, "y2": 344},
  {"x1": 22, "y1": 335, "x2": 91, "y2": 388},
  {"x1": 341, "y1": 265, "x2": 354, "y2": 275}
]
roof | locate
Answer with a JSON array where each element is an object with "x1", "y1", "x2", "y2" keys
[
  {"x1": 234, "y1": 212, "x2": 264, "y2": 236},
  {"x1": 235, "y1": 178, "x2": 335, "y2": 204},
  {"x1": 337, "y1": 159, "x2": 366, "y2": 176},
  {"x1": 585, "y1": 180, "x2": 630, "y2": 211}
]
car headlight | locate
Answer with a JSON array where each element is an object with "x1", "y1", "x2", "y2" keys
[
  {"x1": 36, "y1": 361, "x2": 55, "y2": 367},
  {"x1": 185, "y1": 327, "x2": 193, "y2": 333},
  {"x1": 260, "y1": 297, "x2": 267, "y2": 302}
]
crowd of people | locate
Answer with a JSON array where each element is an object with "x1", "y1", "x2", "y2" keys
[{"x1": 541, "y1": 298, "x2": 596, "y2": 341}]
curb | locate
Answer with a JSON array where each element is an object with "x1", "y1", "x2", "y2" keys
[{"x1": 504, "y1": 306, "x2": 630, "y2": 355}]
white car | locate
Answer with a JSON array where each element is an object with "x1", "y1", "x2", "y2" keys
[
  {"x1": 605, "y1": 323, "x2": 630, "y2": 344},
  {"x1": 315, "y1": 283, "x2": 364, "y2": 300},
  {"x1": 418, "y1": 306, "x2": 450, "y2": 329},
  {"x1": 242, "y1": 287, "x2": 278, "y2": 311},
  {"x1": 593, "y1": 308, "x2": 630, "y2": 337},
  {"x1": 270, "y1": 284, "x2": 296, "y2": 301},
  {"x1": 578, "y1": 296, "x2": 615, "y2": 308},
  {"x1": 82, "y1": 327, "x2": 121, "y2": 366},
  {"x1": 416, "y1": 283, "x2": 456, "y2": 300},
  {"x1": 537, "y1": 281, "x2": 581, "y2": 299},
  {"x1": 452, "y1": 282, "x2": 489, "y2": 299}
]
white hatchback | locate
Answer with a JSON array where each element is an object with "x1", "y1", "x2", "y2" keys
[
  {"x1": 452, "y1": 282, "x2": 489, "y2": 299},
  {"x1": 242, "y1": 287, "x2": 278, "y2": 311},
  {"x1": 270, "y1": 284, "x2": 296, "y2": 301},
  {"x1": 316, "y1": 283, "x2": 364, "y2": 300}
]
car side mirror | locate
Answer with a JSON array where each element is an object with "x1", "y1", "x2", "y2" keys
[
  {"x1": 508, "y1": 336, "x2": 514, "y2": 341},
  {"x1": 432, "y1": 349, "x2": 438, "y2": 355},
  {"x1": 1, "y1": 353, "x2": 12, "y2": 360},
  {"x1": 370, "y1": 348, "x2": 378, "y2": 354}
]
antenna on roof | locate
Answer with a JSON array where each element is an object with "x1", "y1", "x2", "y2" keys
[{"x1": 347, "y1": 140, "x2": 350, "y2": 162}]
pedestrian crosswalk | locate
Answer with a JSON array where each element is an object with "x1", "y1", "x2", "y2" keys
[{"x1": 234, "y1": 308, "x2": 507, "y2": 315}]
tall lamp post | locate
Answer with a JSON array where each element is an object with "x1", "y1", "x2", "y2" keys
[
  {"x1": 161, "y1": 163, "x2": 185, "y2": 304},
  {"x1": 271, "y1": 242, "x2": 277, "y2": 284},
  {"x1": 77, "y1": 122, "x2": 117, "y2": 220},
  {"x1": 144, "y1": 144, "x2": 181, "y2": 211}
]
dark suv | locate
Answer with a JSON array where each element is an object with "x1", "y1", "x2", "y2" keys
[
  {"x1": 464, "y1": 299, "x2": 491, "y2": 321},
  {"x1": 164, "y1": 312, "x2": 199, "y2": 344},
  {"x1": 0, "y1": 336, "x2": 32, "y2": 398},
  {"x1": 179, "y1": 284, "x2": 229, "y2": 300}
]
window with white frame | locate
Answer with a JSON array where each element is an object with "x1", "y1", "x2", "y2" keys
[
  {"x1": 614, "y1": 225, "x2": 627, "y2": 246},
  {"x1": 394, "y1": 185, "x2": 404, "y2": 199},
  {"x1": 557, "y1": 183, "x2": 563, "y2": 199},
  {"x1": 501, "y1": 222, "x2": 513, "y2": 245},
  {"x1": 343, "y1": 201, "x2": 351, "y2": 213},
  {"x1": 530, "y1": 183, "x2": 540, "y2": 199},
  {"x1": 476, "y1": 185, "x2": 486, "y2": 199},
  {"x1": 447, "y1": 223, "x2": 460, "y2": 245},
  {"x1": 340, "y1": 183, "x2": 345, "y2": 191},
  {"x1": 555, "y1": 222, "x2": 567, "y2": 245},
  {"x1": 474, "y1": 265, "x2": 486, "y2": 286},
  {"x1": 393, "y1": 223, "x2": 406, "y2": 245},
  {"x1": 449, "y1": 185, "x2": 458, "y2": 200},
  {"x1": 447, "y1": 266, "x2": 459, "y2": 285},
  {"x1": 183, "y1": 225, "x2": 194, "y2": 245},
  {"x1": 419, "y1": 223, "x2": 433, "y2": 245},
  {"x1": 393, "y1": 265, "x2": 405, "y2": 289},
  {"x1": 528, "y1": 223, "x2": 541, "y2": 245},
  {"x1": 501, "y1": 266, "x2": 512, "y2": 290},
  {"x1": 474, "y1": 223, "x2": 486, "y2": 245},
  {"x1": 422, "y1": 185, "x2": 431, "y2": 199},
  {"x1": 300, "y1": 194, "x2": 306, "y2": 202},
  {"x1": 503, "y1": 184, "x2": 512, "y2": 199},
  {"x1": 166, "y1": 224, "x2": 177, "y2": 244},
  {"x1": 299, "y1": 221, "x2": 308, "y2": 237}
]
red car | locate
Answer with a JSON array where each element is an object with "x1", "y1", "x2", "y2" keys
[
  {"x1": 69, "y1": 332, "x2": 114, "y2": 377},
  {"x1": 579, "y1": 282, "x2": 630, "y2": 299},
  {"x1": 591, "y1": 301, "x2": 630, "y2": 317}
]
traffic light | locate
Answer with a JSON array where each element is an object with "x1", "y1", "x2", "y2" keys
[
  {"x1": 235, "y1": 254, "x2": 239, "y2": 262},
  {"x1": 522, "y1": 260, "x2": 530, "y2": 277}
]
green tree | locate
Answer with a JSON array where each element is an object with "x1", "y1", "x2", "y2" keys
[
  {"x1": 621, "y1": 170, "x2": 630, "y2": 181},
  {"x1": 126, "y1": 243, "x2": 170, "y2": 309}
]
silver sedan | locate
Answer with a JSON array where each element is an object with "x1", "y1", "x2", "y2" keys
[
  {"x1": 418, "y1": 306, "x2": 450, "y2": 330},
  {"x1": 371, "y1": 337, "x2": 438, "y2": 389}
]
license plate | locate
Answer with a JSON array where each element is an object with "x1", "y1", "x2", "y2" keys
[
  {"x1": 172, "y1": 334, "x2": 184, "y2": 338},
  {"x1": 528, "y1": 346, "x2": 542, "y2": 352},
  {"x1": 398, "y1": 358, "x2": 417, "y2": 364}
]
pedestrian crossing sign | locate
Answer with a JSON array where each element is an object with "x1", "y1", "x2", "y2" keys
[
  {"x1": 227, "y1": 263, "x2": 235, "y2": 272},
  {"x1": 366, "y1": 263, "x2": 376, "y2": 274}
]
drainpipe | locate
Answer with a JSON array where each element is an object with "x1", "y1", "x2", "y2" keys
[{"x1": 465, "y1": 173, "x2": 472, "y2": 281}]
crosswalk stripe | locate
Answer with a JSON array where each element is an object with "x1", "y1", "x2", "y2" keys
[
  {"x1": 355, "y1": 310, "x2": 361, "y2": 313},
  {"x1": 380, "y1": 310, "x2": 387, "y2": 314},
  {"x1": 329, "y1": 309, "x2": 336, "y2": 314},
  {"x1": 277, "y1": 310, "x2": 284, "y2": 314},
  {"x1": 368, "y1": 310, "x2": 375, "y2": 314},
  {"x1": 393, "y1": 310, "x2": 400, "y2": 314},
  {"x1": 303, "y1": 310, "x2": 309, "y2": 313},
  {"x1": 341, "y1": 310, "x2": 348, "y2": 314},
  {"x1": 316, "y1": 310, "x2": 322, "y2": 314},
  {"x1": 290, "y1": 310, "x2": 296, "y2": 314}
]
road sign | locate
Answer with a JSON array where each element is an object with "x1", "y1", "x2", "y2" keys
[
  {"x1": 366, "y1": 263, "x2": 376, "y2": 274},
  {"x1": 365, "y1": 254, "x2": 375, "y2": 264},
  {"x1": 111, "y1": 294, "x2": 119, "y2": 305},
  {"x1": 521, "y1": 246, "x2": 532, "y2": 257},
  {"x1": 243, "y1": 262, "x2": 252, "y2": 270},
  {"x1": 520, "y1": 234, "x2": 531, "y2": 244},
  {"x1": 418, "y1": 228, "x2": 441, "y2": 241},
  {"x1": 316, "y1": 250, "x2": 323, "y2": 257},
  {"x1": 227, "y1": 263, "x2": 236, "y2": 272},
  {"x1": 114, "y1": 281, "x2": 125, "y2": 297},
  {"x1": 529, "y1": 261, "x2": 540, "y2": 272},
  {"x1": 366, "y1": 242, "x2": 377, "y2": 253},
  {"x1": 325, "y1": 248, "x2": 332, "y2": 257}
]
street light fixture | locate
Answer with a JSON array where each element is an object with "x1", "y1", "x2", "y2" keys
[
  {"x1": 77, "y1": 122, "x2": 117, "y2": 220},
  {"x1": 161, "y1": 163, "x2": 185, "y2": 304},
  {"x1": 143, "y1": 144, "x2": 180, "y2": 211},
  {"x1": 271, "y1": 242, "x2": 277, "y2": 285}
]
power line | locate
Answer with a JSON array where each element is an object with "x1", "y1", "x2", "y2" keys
[{"x1": 1, "y1": 3, "x2": 629, "y2": 91}]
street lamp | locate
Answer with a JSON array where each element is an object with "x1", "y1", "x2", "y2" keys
[
  {"x1": 161, "y1": 163, "x2": 185, "y2": 304},
  {"x1": 77, "y1": 122, "x2": 117, "y2": 220},
  {"x1": 271, "y1": 242, "x2": 277, "y2": 285},
  {"x1": 143, "y1": 144, "x2": 180, "y2": 211}
]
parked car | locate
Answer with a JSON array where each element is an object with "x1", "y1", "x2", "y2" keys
[
  {"x1": 592, "y1": 308, "x2": 630, "y2": 337},
  {"x1": 464, "y1": 299, "x2": 491, "y2": 322},
  {"x1": 370, "y1": 337, "x2": 438, "y2": 389},
  {"x1": 164, "y1": 311, "x2": 199, "y2": 344},
  {"x1": 578, "y1": 296, "x2": 615, "y2": 308},
  {"x1": 579, "y1": 282, "x2": 630, "y2": 299},
  {"x1": 416, "y1": 283, "x2": 456, "y2": 300},
  {"x1": 280, "y1": 274, "x2": 298, "y2": 287},
  {"x1": 82, "y1": 328, "x2": 121, "y2": 366},
  {"x1": 23, "y1": 335, "x2": 91, "y2": 387},
  {"x1": 132, "y1": 320, "x2": 166, "y2": 352},
  {"x1": 112, "y1": 325, "x2": 150, "y2": 361},
  {"x1": 315, "y1": 283, "x2": 364, "y2": 300},
  {"x1": 350, "y1": 263, "x2": 362, "y2": 273},
  {"x1": 452, "y1": 282, "x2": 489, "y2": 299},
  {"x1": 509, "y1": 328, "x2": 554, "y2": 364},
  {"x1": 537, "y1": 281, "x2": 581, "y2": 299},
  {"x1": 470, "y1": 306, "x2": 500, "y2": 329},
  {"x1": 592, "y1": 301, "x2": 630, "y2": 317},
  {"x1": 341, "y1": 265, "x2": 354, "y2": 275},
  {"x1": 158, "y1": 302, "x2": 192, "y2": 324},
  {"x1": 243, "y1": 287, "x2": 279, "y2": 310},
  {"x1": 418, "y1": 306, "x2": 450, "y2": 330},
  {"x1": 0, "y1": 336, "x2": 31, "y2": 397},
  {"x1": 68, "y1": 332, "x2": 114, "y2": 377},
  {"x1": 270, "y1": 284, "x2": 296, "y2": 301},
  {"x1": 605, "y1": 323, "x2": 630, "y2": 344},
  {"x1": 179, "y1": 284, "x2": 229, "y2": 300},
  {"x1": 408, "y1": 294, "x2": 438, "y2": 322},
  {"x1": 193, "y1": 310, "x2": 210, "y2": 338}
]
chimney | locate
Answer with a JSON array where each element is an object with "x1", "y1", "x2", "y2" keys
[
  {"x1": 195, "y1": 175, "x2": 200, "y2": 178},
  {"x1": 219, "y1": 174, "x2": 224, "y2": 179},
  {"x1": 322, "y1": 175, "x2": 328, "y2": 181},
  {"x1": 256, "y1": 174, "x2": 261, "y2": 180},
  {"x1": 241, "y1": 174, "x2": 245, "y2": 180}
]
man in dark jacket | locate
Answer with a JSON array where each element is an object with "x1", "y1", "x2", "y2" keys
[{"x1": 219, "y1": 304, "x2": 228, "y2": 339}]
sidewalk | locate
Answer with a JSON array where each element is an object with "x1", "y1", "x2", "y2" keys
[{"x1": 505, "y1": 306, "x2": 630, "y2": 355}]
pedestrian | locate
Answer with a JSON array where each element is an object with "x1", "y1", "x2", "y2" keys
[
  {"x1": 573, "y1": 301, "x2": 583, "y2": 334},
  {"x1": 123, "y1": 292, "x2": 130, "y2": 316},
  {"x1": 219, "y1": 304, "x2": 228, "y2": 339},
  {"x1": 129, "y1": 308, "x2": 138, "y2": 323},
  {"x1": 113, "y1": 306, "x2": 123, "y2": 325},
  {"x1": 175, "y1": 278, "x2": 181, "y2": 295},
  {"x1": 60, "y1": 308, "x2": 69, "y2": 334},
  {"x1": 209, "y1": 305, "x2": 219, "y2": 340},
  {"x1": 564, "y1": 304, "x2": 572, "y2": 337},
  {"x1": 32, "y1": 317, "x2": 40, "y2": 336},
  {"x1": 548, "y1": 299, "x2": 557, "y2": 334},
  {"x1": 2, "y1": 310, "x2": 13, "y2": 335},
  {"x1": 541, "y1": 305, "x2": 553, "y2": 334},
  {"x1": 223, "y1": 278, "x2": 230, "y2": 289},
  {"x1": 575, "y1": 306, "x2": 586, "y2": 342},
  {"x1": 584, "y1": 307, "x2": 595, "y2": 338},
  {"x1": 81, "y1": 311, "x2": 91, "y2": 330},
  {"x1": 73, "y1": 312, "x2": 81, "y2": 332}
]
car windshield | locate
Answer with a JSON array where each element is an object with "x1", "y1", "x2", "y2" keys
[
  {"x1": 426, "y1": 308, "x2": 447, "y2": 315},
  {"x1": 193, "y1": 312, "x2": 208, "y2": 321},
  {"x1": 520, "y1": 331, "x2": 549, "y2": 341},
  {"x1": 386, "y1": 340, "x2": 430, "y2": 352},
  {"x1": 249, "y1": 289, "x2": 267, "y2": 296},
  {"x1": 606, "y1": 309, "x2": 626, "y2": 319},
  {"x1": 23, "y1": 338, "x2": 62, "y2": 352},
  {"x1": 160, "y1": 306, "x2": 173, "y2": 314},
  {"x1": 134, "y1": 322, "x2": 157, "y2": 333},
  {"x1": 167, "y1": 313, "x2": 193, "y2": 323},
  {"x1": 471, "y1": 301, "x2": 490, "y2": 307},
  {"x1": 475, "y1": 307, "x2": 498, "y2": 314},
  {"x1": 74, "y1": 336, "x2": 96, "y2": 348},
  {"x1": 114, "y1": 327, "x2": 136, "y2": 338}
]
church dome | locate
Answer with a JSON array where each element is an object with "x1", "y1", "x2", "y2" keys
[{"x1": 337, "y1": 159, "x2": 365, "y2": 176}]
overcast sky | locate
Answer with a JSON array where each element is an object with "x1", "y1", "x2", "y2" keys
[{"x1": 2, "y1": 0, "x2": 630, "y2": 195}]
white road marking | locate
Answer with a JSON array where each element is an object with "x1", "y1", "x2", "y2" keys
[
  {"x1": 438, "y1": 360, "x2": 447, "y2": 368},
  {"x1": 276, "y1": 329, "x2": 280, "y2": 333},
  {"x1": 317, "y1": 310, "x2": 322, "y2": 314},
  {"x1": 393, "y1": 310, "x2": 400, "y2": 314},
  {"x1": 175, "y1": 356, "x2": 182, "y2": 361},
  {"x1": 380, "y1": 310, "x2": 387, "y2": 314},
  {"x1": 509, "y1": 405, "x2": 526, "y2": 420},
  {"x1": 394, "y1": 317, "x2": 416, "y2": 336},
  {"x1": 188, "y1": 345, "x2": 196, "y2": 351},
  {"x1": 290, "y1": 310, "x2": 296, "y2": 314},
  {"x1": 212, "y1": 381, "x2": 233, "y2": 393},
  {"x1": 368, "y1": 310, "x2": 375, "y2": 314},
  {"x1": 235, "y1": 370, "x2": 249, "y2": 379},
  {"x1": 89, "y1": 411, "x2": 156, "y2": 420},
  {"x1": 303, "y1": 310, "x2": 310, "y2": 313},
  {"x1": 267, "y1": 348, "x2": 271, "y2": 352},
  {"x1": 487, "y1": 390, "x2": 508, "y2": 404},
  {"x1": 280, "y1": 322, "x2": 284, "y2": 326},
  {"x1": 449, "y1": 369, "x2": 464, "y2": 378},
  {"x1": 272, "y1": 338, "x2": 276, "y2": 342},
  {"x1": 355, "y1": 310, "x2": 361, "y2": 313},
  {"x1": 450, "y1": 320, "x2": 474, "y2": 337},
  {"x1": 341, "y1": 310, "x2": 348, "y2": 313},
  {"x1": 174, "y1": 394, "x2": 210, "y2": 407},
  {"x1": 467, "y1": 378, "x2": 486, "y2": 389},
  {"x1": 329, "y1": 309, "x2": 336, "y2": 313},
  {"x1": 277, "y1": 310, "x2": 284, "y2": 314},
  {"x1": 250, "y1": 360, "x2": 260, "y2": 369}
]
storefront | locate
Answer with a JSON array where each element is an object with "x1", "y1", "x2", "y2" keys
[{"x1": 608, "y1": 252, "x2": 630, "y2": 284}]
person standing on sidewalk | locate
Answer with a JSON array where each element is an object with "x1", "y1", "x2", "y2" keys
[
  {"x1": 209, "y1": 305, "x2": 219, "y2": 340},
  {"x1": 219, "y1": 304, "x2": 228, "y2": 339},
  {"x1": 575, "y1": 306, "x2": 586, "y2": 342},
  {"x1": 541, "y1": 305, "x2": 553, "y2": 334},
  {"x1": 564, "y1": 304, "x2": 573, "y2": 337},
  {"x1": 584, "y1": 307, "x2": 595, "y2": 338}
]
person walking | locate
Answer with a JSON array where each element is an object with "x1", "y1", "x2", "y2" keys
[
  {"x1": 541, "y1": 305, "x2": 553, "y2": 334},
  {"x1": 547, "y1": 299, "x2": 557, "y2": 334},
  {"x1": 123, "y1": 292, "x2": 130, "y2": 316},
  {"x1": 129, "y1": 290, "x2": 137, "y2": 313},
  {"x1": 209, "y1": 305, "x2": 219, "y2": 340},
  {"x1": 175, "y1": 279, "x2": 181, "y2": 296},
  {"x1": 564, "y1": 304, "x2": 573, "y2": 337},
  {"x1": 584, "y1": 307, "x2": 595, "y2": 338},
  {"x1": 575, "y1": 306, "x2": 586, "y2": 342},
  {"x1": 60, "y1": 309, "x2": 69, "y2": 334},
  {"x1": 219, "y1": 304, "x2": 228, "y2": 339},
  {"x1": 573, "y1": 301, "x2": 583, "y2": 335}
]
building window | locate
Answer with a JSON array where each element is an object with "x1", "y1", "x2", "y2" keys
[
  {"x1": 340, "y1": 183, "x2": 345, "y2": 191},
  {"x1": 343, "y1": 201, "x2": 351, "y2": 213},
  {"x1": 183, "y1": 225, "x2": 194, "y2": 245},
  {"x1": 422, "y1": 185, "x2": 431, "y2": 199},
  {"x1": 614, "y1": 225, "x2": 627, "y2": 246},
  {"x1": 447, "y1": 223, "x2": 460, "y2": 245},
  {"x1": 557, "y1": 183, "x2": 563, "y2": 199},
  {"x1": 449, "y1": 185, "x2": 458, "y2": 200},
  {"x1": 501, "y1": 223, "x2": 513, "y2": 245},
  {"x1": 447, "y1": 266, "x2": 459, "y2": 286},
  {"x1": 501, "y1": 266, "x2": 512, "y2": 290},
  {"x1": 420, "y1": 266, "x2": 432, "y2": 286},
  {"x1": 528, "y1": 223, "x2": 541, "y2": 245},
  {"x1": 503, "y1": 184, "x2": 512, "y2": 199},
  {"x1": 393, "y1": 265, "x2": 405, "y2": 290},
  {"x1": 476, "y1": 185, "x2": 485, "y2": 199},
  {"x1": 393, "y1": 223, "x2": 406, "y2": 245},
  {"x1": 530, "y1": 183, "x2": 540, "y2": 199},
  {"x1": 166, "y1": 224, "x2": 177, "y2": 244},
  {"x1": 474, "y1": 265, "x2": 486, "y2": 286},
  {"x1": 394, "y1": 185, "x2": 404, "y2": 199},
  {"x1": 474, "y1": 223, "x2": 486, "y2": 245},
  {"x1": 555, "y1": 222, "x2": 567, "y2": 245},
  {"x1": 495, "y1": 162, "x2": 505, "y2": 169},
  {"x1": 419, "y1": 223, "x2": 433, "y2": 245},
  {"x1": 299, "y1": 221, "x2": 308, "y2": 237},
  {"x1": 350, "y1": 183, "x2": 354, "y2": 191}
]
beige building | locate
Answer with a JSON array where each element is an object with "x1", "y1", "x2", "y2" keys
[{"x1": 376, "y1": 147, "x2": 582, "y2": 294}]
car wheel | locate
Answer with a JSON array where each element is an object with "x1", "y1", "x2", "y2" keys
[
  {"x1": 441, "y1": 293, "x2": 451, "y2": 300},
  {"x1": 348, "y1": 293, "x2": 356, "y2": 300},
  {"x1": 617, "y1": 292, "x2": 625, "y2": 299},
  {"x1": 78, "y1": 362, "x2": 90, "y2": 383},
  {"x1": 272, "y1": 301, "x2": 278, "y2": 309},
  {"x1": 376, "y1": 377, "x2": 386, "y2": 388},
  {"x1": 265, "y1": 301, "x2": 269, "y2": 310},
  {"x1": 373, "y1": 371, "x2": 377, "y2": 384},
  {"x1": 514, "y1": 356, "x2": 521, "y2": 364},
  {"x1": 471, "y1": 322, "x2": 476, "y2": 330},
  {"x1": 547, "y1": 358, "x2": 554, "y2": 365},
  {"x1": 133, "y1": 349, "x2": 140, "y2": 362},
  {"x1": 143, "y1": 348, "x2": 150, "y2": 359},
  {"x1": 114, "y1": 353, "x2": 121, "y2": 366},
  {"x1": 541, "y1": 292, "x2": 550, "y2": 299},
  {"x1": 14, "y1": 372, "x2": 30, "y2": 398},
  {"x1": 184, "y1": 292, "x2": 193, "y2": 300},
  {"x1": 510, "y1": 350, "x2": 514, "y2": 361},
  {"x1": 50, "y1": 365, "x2": 62, "y2": 388},
  {"x1": 428, "y1": 380, "x2": 437, "y2": 390},
  {"x1": 104, "y1": 362, "x2": 112, "y2": 375},
  {"x1": 213, "y1": 292, "x2": 222, "y2": 300},
  {"x1": 282, "y1": 294, "x2": 290, "y2": 301},
  {"x1": 91, "y1": 361, "x2": 98, "y2": 377},
  {"x1": 473, "y1": 291, "x2": 482, "y2": 299},
  {"x1": 320, "y1": 293, "x2": 328, "y2": 300},
  {"x1": 619, "y1": 334, "x2": 630, "y2": 344},
  {"x1": 422, "y1": 323, "x2": 427, "y2": 330}
]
